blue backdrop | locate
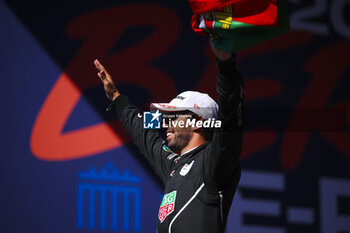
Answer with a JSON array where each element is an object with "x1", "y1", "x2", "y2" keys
[{"x1": 1, "y1": 0, "x2": 349, "y2": 232}]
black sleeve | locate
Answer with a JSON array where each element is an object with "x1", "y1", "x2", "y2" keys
[
  {"x1": 112, "y1": 95, "x2": 173, "y2": 184},
  {"x1": 204, "y1": 54, "x2": 244, "y2": 191}
]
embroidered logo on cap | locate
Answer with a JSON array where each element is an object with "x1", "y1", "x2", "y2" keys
[{"x1": 175, "y1": 95, "x2": 185, "y2": 100}]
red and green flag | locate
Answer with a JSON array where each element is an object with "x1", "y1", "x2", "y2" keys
[
  {"x1": 189, "y1": 0, "x2": 244, "y2": 14},
  {"x1": 190, "y1": 0, "x2": 290, "y2": 51}
]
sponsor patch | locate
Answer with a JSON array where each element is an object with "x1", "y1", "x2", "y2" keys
[
  {"x1": 179, "y1": 160, "x2": 194, "y2": 176},
  {"x1": 167, "y1": 153, "x2": 178, "y2": 160},
  {"x1": 162, "y1": 144, "x2": 173, "y2": 153},
  {"x1": 158, "y1": 191, "x2": 177, "y2": 222},
  {"x1": 175, "y1": 95, "x2": 185, "y2": 100}
]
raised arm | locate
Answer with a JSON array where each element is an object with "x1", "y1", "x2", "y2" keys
[
  {"x1": 94, "y1": 59, "x2": 172, "y2": 184},
  {"x1": 204, "y1": 42, "x2": 244, "y2": 191},
  {"x1": 94, "y1": 59, "x2": 120, "y2": 101}
]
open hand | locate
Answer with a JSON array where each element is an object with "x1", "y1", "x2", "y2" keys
[{"x1": 94, "y1": 59, "x2": 120, "y2": 101}]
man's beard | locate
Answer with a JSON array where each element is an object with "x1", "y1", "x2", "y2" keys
[{"x1": 168, "y1": 131, "x2": 191, "y2": 153}]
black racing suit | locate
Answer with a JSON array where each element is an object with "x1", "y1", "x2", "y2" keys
[{"x1": 112, "y1": 55, "x2": 244, "y2": 233}]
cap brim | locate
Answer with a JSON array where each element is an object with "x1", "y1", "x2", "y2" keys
[{"x1": 150, "y1": 103, "x2": 188, "y2": 112}]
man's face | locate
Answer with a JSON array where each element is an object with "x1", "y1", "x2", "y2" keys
[{"x1": 165, "y1": 114, "x2": 193, "y2": 153}]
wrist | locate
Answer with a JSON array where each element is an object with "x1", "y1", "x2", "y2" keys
[
  {"x1": 112, "y1": 91, "x2": 120, "y2": 101},
  {"x1": 216, "y1": 53, "x2": 232, "y2": 62},
  {"x1": 216, "y1": 53, "x2": 236, "y2": 66}
]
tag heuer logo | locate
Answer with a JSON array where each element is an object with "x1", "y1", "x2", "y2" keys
[{"x1": 158, "y1": 191, "x2": 177, "y2": 222}]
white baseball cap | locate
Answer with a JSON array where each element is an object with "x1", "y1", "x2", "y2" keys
[{"x1": 151, "y1": 91, "x2": 218, "y2": 120}]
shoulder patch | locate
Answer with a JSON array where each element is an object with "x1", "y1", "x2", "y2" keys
[{"x1": 162, "y1": 144, "x2": 173, "y2": 153}]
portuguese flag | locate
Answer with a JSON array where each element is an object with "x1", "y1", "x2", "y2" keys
[
  {"x1": 190, "y1": 0, "x2": 290, "y2": 51},
  {"x1": 189, "y1": 0, "x2": 246, "y2": 14}
]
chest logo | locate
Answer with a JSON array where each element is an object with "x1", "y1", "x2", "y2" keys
[
  {"x1": 158, "y1": 191, "x2": 177, "y2": 222},
  {"x1": 179, "y1": 160, "x2": 194, "y2": 176}
]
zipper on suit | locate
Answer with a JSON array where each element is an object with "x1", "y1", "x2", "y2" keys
[{"x1": 218, "y1": 191, "x2": 224, "y2": 225}]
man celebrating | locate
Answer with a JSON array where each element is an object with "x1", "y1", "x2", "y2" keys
[{"x1": 95, "y1": 40, "x2": 244, "y2": 233}]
